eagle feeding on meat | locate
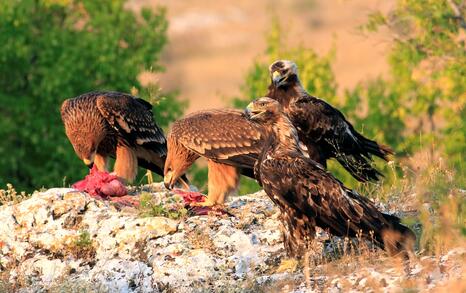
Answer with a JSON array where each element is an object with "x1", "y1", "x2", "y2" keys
[
  {"x1": 61, "y1": 91, "x2": 168, "y2": 183},
  {"x1": 163, "y1": 109, "x2": 264, "y2": 206}
]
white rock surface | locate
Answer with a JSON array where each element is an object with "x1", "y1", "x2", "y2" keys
[{"x1": 0, "y1": 185, "x2": 464, "y2": 292}]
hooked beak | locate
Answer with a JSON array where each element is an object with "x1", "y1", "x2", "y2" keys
[
  {"x1": 83, "y1": 158, "x2": 94, "y2": 169},
  {"x1": 164, "y1": 171, "x2": 174, "y2": 189},
  {"x1": 272, "y1": 70, "x2": 282, "y2": 86},
  {"x1": 83, "y1": 152, "x2": 95, "y2": 169},
  {"x1": 244, "y1": 102, "x2": 262, "y2": 120},
  {"x1": 164, "y1": 170, "x2": 191, "y2": 190}
]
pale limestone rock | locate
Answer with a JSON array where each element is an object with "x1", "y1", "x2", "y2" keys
[
  {"x1": 87, "y1": 259, "x2": 154, "y2": 293},
  {"x1": 0, "y1": 185, "x2": 463, "y2": 292},
  {"x1": 52, "y1": 191, "x2": 88, "y2": 218},
  {"x1": 21, "y1": 256, "x2": 69, "y2": 285}
]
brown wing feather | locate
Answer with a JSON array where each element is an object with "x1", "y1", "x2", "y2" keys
[
  {"x1": 260, "y1": 154, "x2": 391, "y2": 254},
  {"x1": 169, "y1": 109, "x2": 263, "y2": 168},
  {"x1": 289, "y1": 157, "x2": 387, "y2": 235},
  {"x1": 95, "y1": 92, "x2": 166, "y2": 157},
  {"x1": 287, "y1": 94, "x2": 392, "y2": 182}
]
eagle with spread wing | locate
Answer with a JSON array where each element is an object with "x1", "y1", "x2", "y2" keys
[
  {"x1": 267, "y1": 60, "x2": 393, "y2": 182},
  {"x1": 61, "y1": 91, "x2": 167, "y2": 182},
  {"x1": 163, "y1": 109, "x2": 264, "y2": 205},
  {"x1": 244, "y1": 97, "x2": 415, "y2": 258}
]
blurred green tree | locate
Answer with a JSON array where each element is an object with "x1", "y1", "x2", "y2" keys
[
  {"x1": 232, "y1": 19, "x2": 360, "y2": 192},
  {"x1": 234, "y1": 0, "x2": 465, "y2": 190},
  {"x1": 0, "y1": 0, "x2": 185, "y2": 191},
  {"x1": 359, "y1": 0, "x2": 465, "y2": 181}
]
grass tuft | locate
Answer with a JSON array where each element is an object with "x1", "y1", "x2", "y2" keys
[
  {"x1": 138, "y1": 192, "x2": 188, "y2": 220},
  {"x1": 0, "y1": 184, "x2": 29, "y2": 205}
]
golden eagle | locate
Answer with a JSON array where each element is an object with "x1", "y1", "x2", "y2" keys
[
  {"x1": 244, "y1": 97, "x2": 415, "y2": 258},
  {"x1": 61, "y1": 91, "x2": 167, "y2": 183},
  {"x1": 267, "y1": 60, "x2": 393, "y2": 182},
  {"x1": 163, "y1": 109, "x2": 263, "y2": 205}
]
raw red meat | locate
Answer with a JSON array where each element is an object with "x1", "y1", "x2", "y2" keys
[
  {"x1": 172, "y1": 189, "x2": 206, "y2": 204},
  {"x1": 172, "y1": 189, "x2": 231, "y2": 216},
  {"x1": 72, "y1": 165, "x2": 127, "y2": 198}
]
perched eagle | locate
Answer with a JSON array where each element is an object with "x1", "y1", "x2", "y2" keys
[
  {"x1": 244, "y1": 97, "x2": 415, "y2": 258},
  {"x1": 164, "y1": 60, "x2": 393, "y2": 206},
  {"x1": 61, "y1": 91, "x2": 167, "y2": 182},
  {"x1": 163, "y1": 109, "x2": 264, "y2": 205},
  {"x1": 267, "y1": 60, "x2": 393, "y2": 182}
]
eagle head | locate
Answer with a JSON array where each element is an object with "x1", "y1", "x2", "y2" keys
[
  {"x1": 71, "y1": 141, "x2": 97, "y2": 169},
  {"x1": 164, "y1": 136, "x2": 193, "y2": 190},
  {"x1": 244, "y1": 97, "x2": 282, "y2": 125},
  {"x1": 66, "y1": 132, "x2": 100, "y2": 169},
  {"x1": 269, "y1": 60, "x2": 298, "y2": 88},
  {"x1": 163, "y1": 161, "x2": 178, "y2": 190}
]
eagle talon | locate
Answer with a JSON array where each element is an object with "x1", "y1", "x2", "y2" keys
[{"x1": 276, "y1": 258, "x2": 299, "y2": 273}]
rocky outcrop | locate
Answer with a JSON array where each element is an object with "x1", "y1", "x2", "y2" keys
[{"x1": 0, "y1": 184, "x2": 464, "y2": 292}]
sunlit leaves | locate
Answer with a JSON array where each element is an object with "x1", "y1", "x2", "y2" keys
[{"x1": 0, "y1": 0, "x2": 182, "y2": 191}]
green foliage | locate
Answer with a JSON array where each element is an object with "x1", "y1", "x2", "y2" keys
[
  {"x1": 413, "y1": 161, "x2": 465, "y2": 254},
  {"x1": 139, "y1": 191, "x2": 187, "y2": 219},
  {"x1": 75, "y1": 230, "x2": 92, "y2": 248},
  {"x1": 67, "y1": 229, "x2": 95, "y2": 259},
  {"x1": 359, "y1": 0, "x2": 466, "y2": 174},
  {"x1": 234, "y1": 1, "x2": 465, "y2": 187},
  {"x1": 0, "y1": 0, "x2": 185, "y2": 191},
  {"x1": 237, "y1": 176, "x2": 262, "y2": 195}
]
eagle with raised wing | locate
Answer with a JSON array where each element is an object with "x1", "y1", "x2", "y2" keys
[
  {"x1": 267, "y1": 60, "x2": 393, "y2": 182},
  {"x1": 61, "y1": 91, "x2": 167, "y2": 183},
  {"x1": 163, "y1": 109, "x2": 264, "y2": 206},
  {"x1": 244, "y1": 97, "x2": 415, "y2": 258}
]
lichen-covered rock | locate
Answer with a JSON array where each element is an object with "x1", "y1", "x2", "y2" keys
[
  {"x1": 87, "y1": 259, "x2": 154, "y2": 292},
  {"x1": 0, "y1": 186, "x2": 464, "y2": 292}
]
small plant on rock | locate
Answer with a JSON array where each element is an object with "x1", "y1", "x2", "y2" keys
[
  {"x1": 65, "y1": 230, "x2": 96, "y2": 260},
  {"x1": 0, "y1": 184, "x2": 29, "y2": 205},
  {"x1": 139, "y1": 192, "x2": 188, "y2": 220}
]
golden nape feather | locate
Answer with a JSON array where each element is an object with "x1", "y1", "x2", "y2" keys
[{"x1": 60, "y1": 91, "x2": 167, "y2": 182}]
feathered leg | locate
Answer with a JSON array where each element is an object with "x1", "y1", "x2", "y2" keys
[
  {"x1": 114, "y1": 145, "x2": 138, "y2": 183},
  {"x1": 94, "y1": 154, "x2": 108, "y2": 172},
  {"x1": 200, "y1": 160, "x2": 239, "y2": 206}
]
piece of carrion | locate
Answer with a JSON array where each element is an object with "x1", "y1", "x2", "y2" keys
[
  {"x1": 72, "y1": 165, "x2": 127, "y2": 198},
  {"x1": 173, "y1": 189, "x2": 231, "y2": 216}
]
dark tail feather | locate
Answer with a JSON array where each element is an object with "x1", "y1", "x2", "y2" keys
[
  {"x1": 335, "y1": 131, "x2": 393, "y2": 182},
  {"x1": 356, "y1": 133, "x2": 394, "y2": 161},
  {"x1": 379, "y1": 213, "x2": 416, "y2": 257},
  {"x1": 335, "y1": 154, "x2": 383, "y2": 182},
  {"x1": 138, "y1": 158, "x2": 165, "y2": 177}
]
